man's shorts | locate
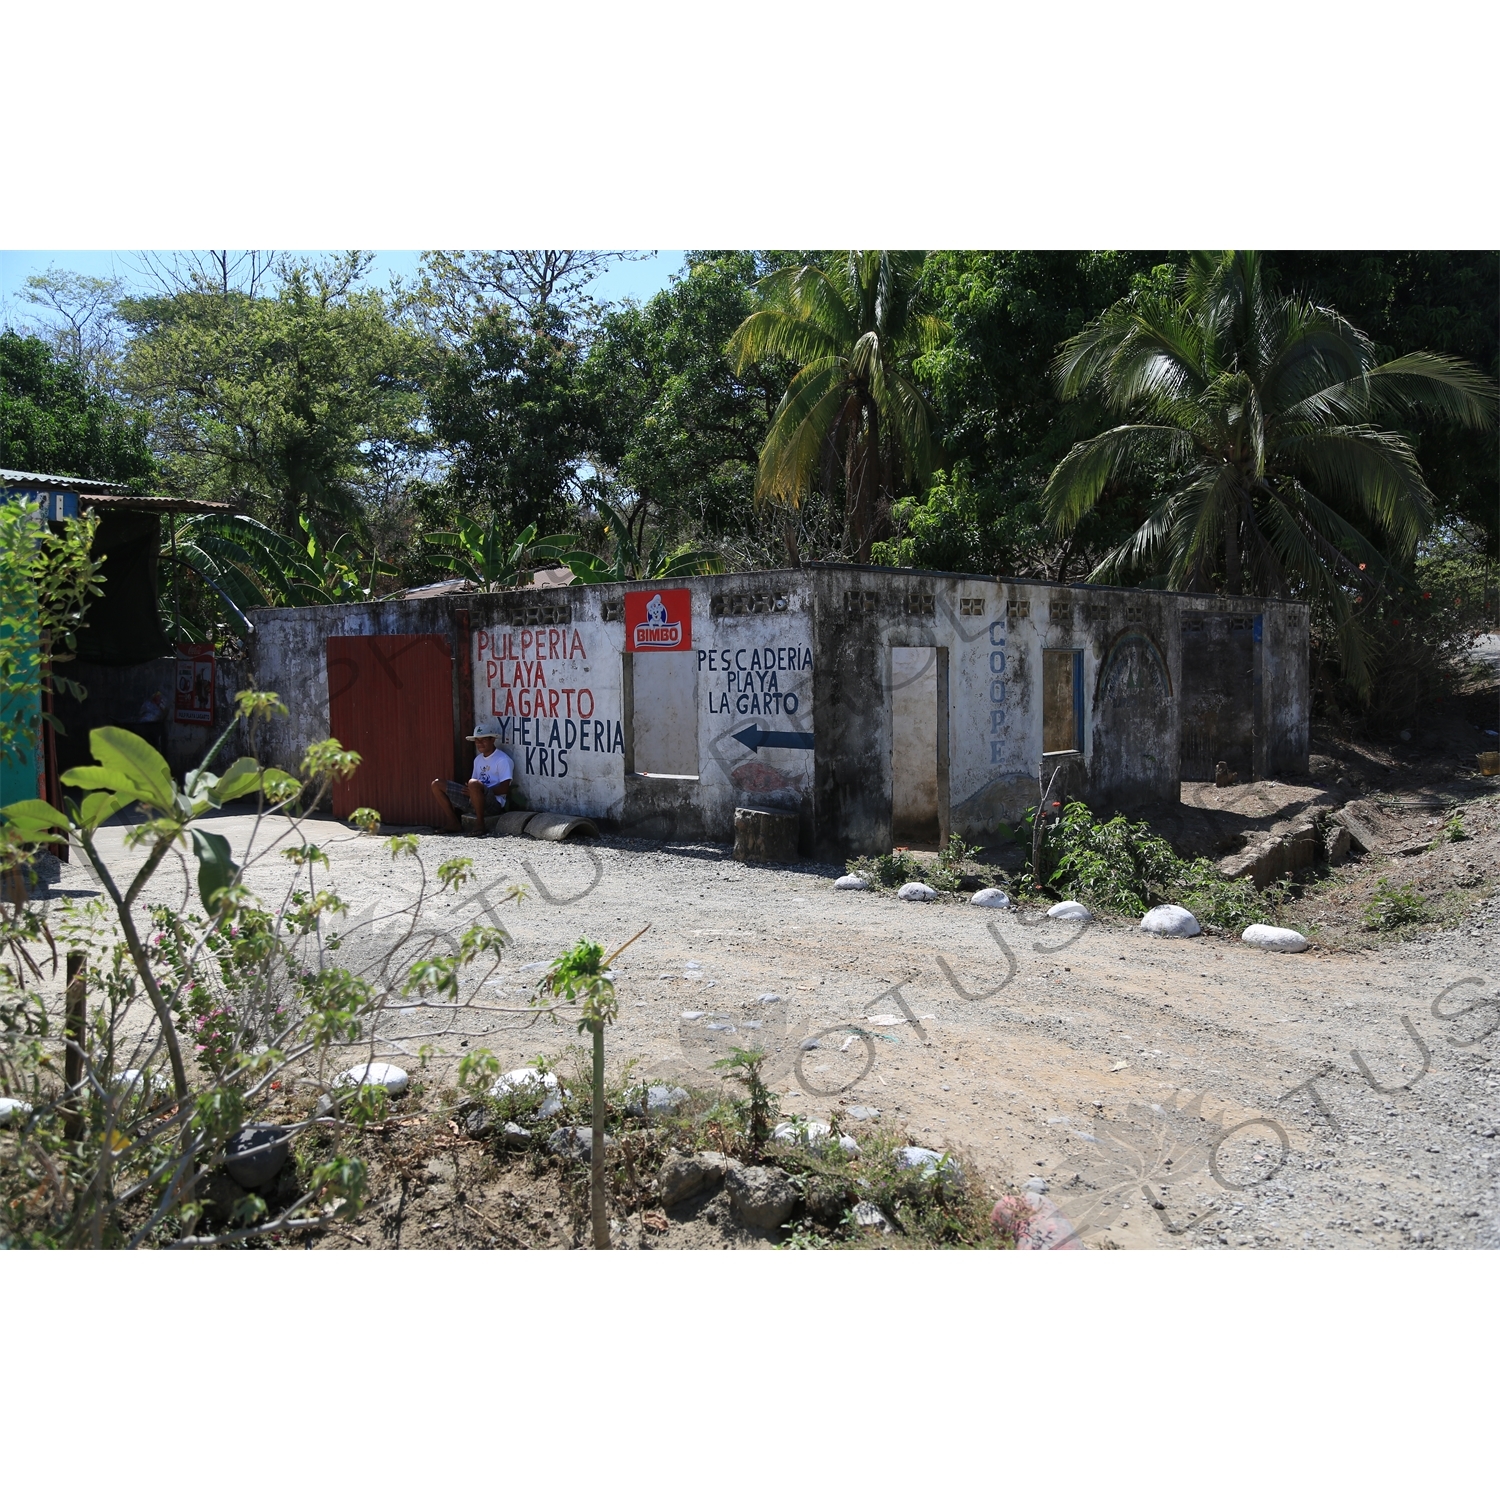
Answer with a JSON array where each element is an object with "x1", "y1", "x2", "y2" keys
[{"x1": 443, "y1": 780, "x2": 506, "y2": 814}]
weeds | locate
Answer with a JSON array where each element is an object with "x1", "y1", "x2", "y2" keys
[
  {"x1": 712, "y1": 1047, "x2": 776, "y2": 1148},
  {"x1": 1362, "y1": 879, "x2": 1429, "y2": 930},
  {"x1": 1034, "y1": 801, "x2": 1284, "y2": 928}
]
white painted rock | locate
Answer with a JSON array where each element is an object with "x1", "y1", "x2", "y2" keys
[
  {"x1": 772, "y1": 1120, "x2": 860, "y2": 1157},
  {"x1": 1241, "y1": 924, "x2": 1309, "y2": 953},
  {"x1": 970, "y1": 887, "x2": 1011, "y2": 907},
  {"x1": 894, "y1": 1145, "x2": 965, "y2": 1187},
  {"x1": 898, "y1": 882, "x2": 938, "y2": 902},
  {"x1": 489, "y1": 1066, "x2": 566, "y2": 1117},
  {"x1": 1141, "y1": 904, "x2": 1200, "y2": 937},
  {"x1": 852, "y1": 1200, "x2": 893, "y2": 1234},
  {"x1": 834, "y1": 874, "x2": 870, "y2": 891},
  {"x1": 336, "y1": 1061, "x2": 409, "y2": 1094},
  {"x1": 110, "y1": 1069, "x2": 165, "y2": 1103},
  {"x1": 1047, "y1": 901, "x2": 1091, "y2": 921},
  {"x1": 0, "y1": 1097, "x2": 31, "y2": 1125}
]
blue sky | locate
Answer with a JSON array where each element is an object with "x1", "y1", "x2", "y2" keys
[{"x1": 0, "y1": 250, "x2": 686, "y2": 324}]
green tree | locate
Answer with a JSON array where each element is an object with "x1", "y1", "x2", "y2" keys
[
  {"x1": 878, "y1": 251, "x2": 1160, "y2": 578},
  {"x1": 1041, "y1": 251, "x2": 1495, "y2": 687},
  {"x1": 118, "y1": 254, "x2": 428, "y2": 539},
  {"x1": 424, "y1": 306, "x2": 597, "y2": 539},
  {"x1": 726, "y1": 252, "x2": 947, "y2": 563},
  {"x1": 585, "y1": 252, "x2": 812, "y2": 567},
  {"x1": 0, "y1": 331, "x2": 156, "y2": 485}
]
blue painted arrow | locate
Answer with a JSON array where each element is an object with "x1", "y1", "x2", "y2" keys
[{"x1": 732, "y1": 725, "x2": 815, "y2": 753}]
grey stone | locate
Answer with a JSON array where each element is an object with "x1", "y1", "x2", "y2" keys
[
  {"x1": 844, "y1": 1106, "x2": 881, "y2": 1121},
  {"x1": 799, "y1": 1037, "x2": 820, "y2": 1050},
  {"x1": 224, "y1": 1125, "x2": 290, "y2": 1190},
  {"x1": 1325, "y1": 824, "x2": 1352, "y2": 864},
  {"x1": 656, "y1": 1150, "x2": 734, "y2": 1207},
  {"x1": 852, "y1": 1200, "x2": 893, "y2": 1234},
  {"x1": 726, "y1": 1164, "x2": 802, "y2": 1230},
  {"x1": 624, "y1": 1084, "x2": 689, "y2": 1118},
  {"x1": 548, "y1": 1125, "x2": 611, "y2": 1162},
  {"x1": 1025, "y1": 1176, "x2": 1048, "y2": 1194},
  {"x1": 456, "y1": 1101, "x2": 494, "y2": 1138},
  {"x1": 502, "y1": 1121, "x2": 532, "y2": 1146}
]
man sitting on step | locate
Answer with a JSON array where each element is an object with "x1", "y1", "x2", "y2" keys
[{"x1": 430, "y1": 724, "x2": 513, "y2": 836}]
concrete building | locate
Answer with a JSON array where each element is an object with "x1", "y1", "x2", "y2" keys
[{"x1": 246, "y1": 565, "x2": 1309, "y2": 859}]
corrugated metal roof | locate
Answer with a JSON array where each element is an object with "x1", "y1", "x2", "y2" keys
[
  {"x1": 79, "y1": 492, "x2": 236, "y2": 515},
  {"x1": 0, "y1": 467, "x2": 132, "y2": 494},
  {"x1": 0, "y1": 471, "x2": 234, "y2": 514}
]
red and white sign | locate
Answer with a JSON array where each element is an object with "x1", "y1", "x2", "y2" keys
[
  {"x1": 174, "y1": 643, "x2": 215, "y2": 726},
  {"x1": 625, "y1": 588, "x2": 692, "y2": 651}
]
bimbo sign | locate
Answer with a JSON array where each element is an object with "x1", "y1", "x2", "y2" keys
[{"x1": 625, "y1": 588, "x2": 692, "y2": 651}]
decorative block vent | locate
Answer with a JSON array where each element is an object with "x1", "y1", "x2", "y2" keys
[
  {"x1": 1229, "y1": 615, "x2": 1254, "y2": 632},
  {"x1": 1006, "y1": 598, "x2": 1031, "y2": 621},
  {"x1": 1048, "y1": 597, "x2": 1072, "y2": 621},
  {"x1": 1124, "y1": 601, "x2": 1145, "y2": 623},
  {"x1": 1181, "y1": 615, "x2": 1206, "y2": 633},
  {"x1": 712, "y1": 590, "x2": 787, "y2": 618},
  {"x1": 905, "y1": 591, "x2": 936, "y2": 617},
  {"x1": 503, "y1": 597, "x2": 572, "y2": 627},
  {"x1": 959, "y1": 596, "x2": 985, "y2": 617},
  {"x1": 1084, "y1": 601, "x2": 1110, "y2": 623},
  {"x1": 844, "y1": 589, "x2": 878, "y2": 616},
  {"x1": 601, "y1": 600, "x2": 623, "y2": 623}
]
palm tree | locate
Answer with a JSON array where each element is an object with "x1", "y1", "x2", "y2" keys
[
  {"x1": 726, "y1": 253, "x2": 946, "y2": 563},
  {"x1": 1042, "y1": 251, "x2": 1495, "y2": 687}
]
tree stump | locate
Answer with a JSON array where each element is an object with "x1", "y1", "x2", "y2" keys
[{"x1": 734, "y1": 807, "x2": 799, "y2": 864}]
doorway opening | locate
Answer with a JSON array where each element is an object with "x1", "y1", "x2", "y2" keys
[
  {"x1": 624, "y1": 652, "x2": 699, "y2": 778},
  {"x1": 1042, "y1": 648, "x2": 1084, "y2": 753},
  {"x1": 890, "y1": 645, "x2": 948, "y2": 849}
]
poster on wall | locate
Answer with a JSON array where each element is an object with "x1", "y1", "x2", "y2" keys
[
  {"x1": 174, "y1": 643, "x2": 215, "y2": 726},
  {"x1": 625, "y1": 588, "x2": 692, "y2": 651}
]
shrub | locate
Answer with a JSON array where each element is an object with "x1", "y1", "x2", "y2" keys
[
  {"x1": 1036, "y1": 800, "x2": 1282, "y2": 928},
  {"x1": 1361, "y1": 879, "x2": 1428, "y2": 930}
]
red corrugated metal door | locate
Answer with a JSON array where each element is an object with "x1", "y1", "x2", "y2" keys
[{"x1": 326, "y1": 634, "x2": 454, "y2": 824}]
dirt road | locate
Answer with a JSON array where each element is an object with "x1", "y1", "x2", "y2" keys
[{"x1": 50, "y1": 799, "x2": 1500, "y2": 1251}]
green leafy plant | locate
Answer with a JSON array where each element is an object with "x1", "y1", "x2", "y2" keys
[
  {"x1": 1035, "y1": 800, "x2": 1283, "y2": 928},
  {"x1": 1361, "y1": 879, "x2": 1428, "y2": 930},
  {"x1": 539, "y1": 926, "x2": 649, "y2": 1248},
  {"x1": 713, "y1": 1046, "x2": 777, "y2": 1152},
  {"x1": 0, "y1": 499, "x2": 104, "y2": 761},
  {"x1": 0, "y1": 689, "x2": 531, "y2": 1249}
]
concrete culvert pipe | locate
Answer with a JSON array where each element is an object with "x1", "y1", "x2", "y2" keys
[{"x1": 524, "y1": 812, "x2": 600, "y2": 841}]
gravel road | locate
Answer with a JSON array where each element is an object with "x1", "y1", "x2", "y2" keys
[{"x1": 45, "y1": 803, "x2": 1500, "y2": 1252}]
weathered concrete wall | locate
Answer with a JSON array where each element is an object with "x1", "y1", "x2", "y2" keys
[
  {"x1": 246, "y1": 567, "x2": 1308, "y2": 858},
  {"x1": 1259, "y1": 600, "x2": 1311, "y2": 778}
]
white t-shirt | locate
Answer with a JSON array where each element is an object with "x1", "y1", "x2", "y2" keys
[{"x1": 472, "y1": 748, "x2": 513, "y2": 789}]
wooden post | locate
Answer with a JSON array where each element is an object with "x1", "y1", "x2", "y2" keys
[{"x1": 63, "y1": 951, "x2": 85, "y2": 1140}]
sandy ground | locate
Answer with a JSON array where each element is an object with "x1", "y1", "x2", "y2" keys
[{"x1": 39, "y1": 777, "x2": 1500, "y2": 1251}]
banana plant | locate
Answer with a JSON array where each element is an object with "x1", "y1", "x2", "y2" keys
[
  {"x1": 426, "y1": 519, "x2": 582, "y2": 590},
  {"x1": 563, "y1": 498, "x2": 724, "y2": 583}
]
